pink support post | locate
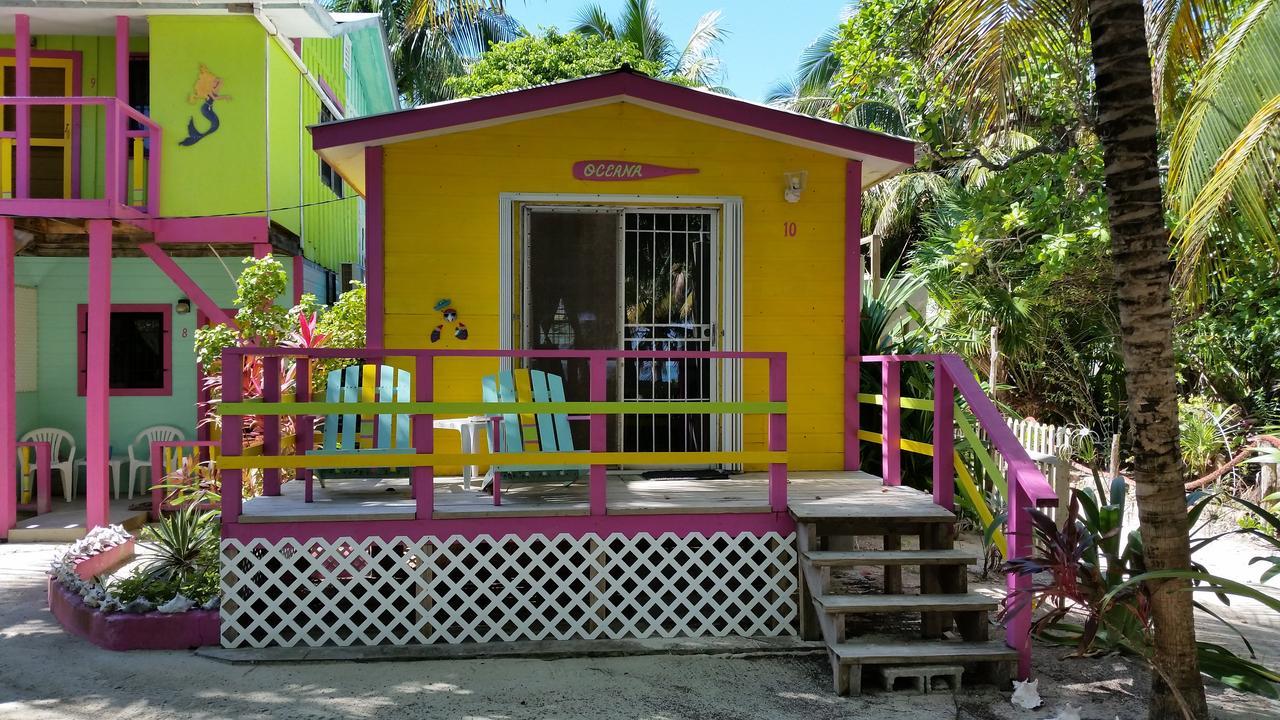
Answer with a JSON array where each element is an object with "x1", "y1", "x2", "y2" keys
[
  {"x1": 0, "y1": 218, "x2": 16, "y2": 539},
  {"x1": 103, "y1": 104, "x2": 121, "y2": 206},
  {"x1": 292, "y1": 254, "x2": 304, "y2": 304},
  {"x1": 261, "y1": 356, "x2": 281, "y2": 496},
  {"x1": 364, "y1": 147, "x2": 384, "y2": 349},
  {"x1": 767, "y1": 353, "x2": 788, "y2": 512},
  {"x1": 588, "y1": 355, "x2": 607, "y2": 515},
  {"x1": 138, "y1": 244, "x2": 236, "y2": 327},
  {"x1": 253, "y1": 244, "x2": 271, "y2": 259},
  {"x1": 34, "y1": 443, "x2": 51, "y2": 515},
  {"x1": 413, "y1": 355, "x2": 434, "y2": 520},
  {"x1": 114, "y1": 17, "x2": 129, "y2": 104},
  {"x1": 1008, "y1": 479, "x2": 1033, "y2": 679},
  {"x1": 844, "y1": 160, "x2": 862, "y2": 471},
  {"x1": 296, "y1": 357, "x2": 314, "y2": 502},
  {"x1": 932, "y1": 362, "x2": 955, "y2": 510},
  {"x1": 146, "y1": 119, "x2": 161, "y2": 215},
  {"x1": 84, "y1": 219, "x2": 113, "y2": 530},
  {"x1": 150, "y1": 444, "x2": 162, "y2": 521},
  {"x1": 881, "y1": 359, "x2": 901, "y2": 486},
  {"x1": 14, "y1": 15, "x2": 30, "y2": 199},
  {"x1": 220, "y1": 352, "x2": 243, "y2": 523}
]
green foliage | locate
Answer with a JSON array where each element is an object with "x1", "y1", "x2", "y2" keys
[
  {"x1": 1176, "y1": 262, "x2": 1280, "y2": 424},
  {"x1": 446, "y1": 29, "x2": 665, "y2": 96},
  {"x1": 574, "y1": 0, "x2": 727, "y2": 88},
  {"x1": 1009, "y1": 488, "x2": 1280, "y2": 696},
  {"x1": 193, "y1": 255, "x2": 366, "y2": 377},
  {"x1": 1177, "y1": 396, "x2": 1243, "y2": 477},
  {"x1": 112, "y1": 494, "x2": 222, "y2": 606}
]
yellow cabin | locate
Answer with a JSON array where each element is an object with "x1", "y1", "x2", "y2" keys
[{"x1": 313, "y1": 69, "x2": 915, "y2": 473}]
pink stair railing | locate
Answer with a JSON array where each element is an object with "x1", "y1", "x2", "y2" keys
[{"x1": 859, "y1": 353, "x2": 1058, "y2": 680}]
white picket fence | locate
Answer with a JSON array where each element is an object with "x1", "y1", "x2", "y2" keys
[{"x1": 980, "y1": 418, "x2": 1087, "y2": 527}]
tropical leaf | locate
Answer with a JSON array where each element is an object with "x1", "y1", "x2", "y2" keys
[
  {"x1": 1145, "y1": 0, "x2": 1236, "y2": 116},
  {"x1": 1167, "y1": 0, "x2": 1280, "y2": 300},
  {"x1": 673, "y1": 10, "x2": 728, "y2": 87},
  {"x1": 925, "y1": 0, "x2": 1086, "y2": 131}
]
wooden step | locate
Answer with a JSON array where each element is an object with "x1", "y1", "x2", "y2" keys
[
  {"x1": 804, "y1": 549, "x2": 977, "y2": 568},
  {"x1": 816, "y1": 592, "x2": 998, "y2": 614},
  {"x1": 833, "y1": 640, "x2": 1017, "y2": 665}
]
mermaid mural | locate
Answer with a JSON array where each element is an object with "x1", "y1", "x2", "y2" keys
[{"x1": 178, "y1": 65, "x2": 230, "y2": 147}]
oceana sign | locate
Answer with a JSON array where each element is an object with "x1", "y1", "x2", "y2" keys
[{"x1": 572, "y1": 160, "x2": 699, "y2": 181}]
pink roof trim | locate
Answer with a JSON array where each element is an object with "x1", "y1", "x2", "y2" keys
[{"x1": 311, "y1": 70, "x2": 916, "y2": 166}]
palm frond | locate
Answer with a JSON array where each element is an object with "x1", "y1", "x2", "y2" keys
[
  {"x1": 617, "y1": 0, "x2": 672, "y2": 65},
  {"x1": 673, "y1": 10, "x2": 728, "y2": 86},
  {"x1": 795, "y1": 23, "x2": 844, "y2": 91},
  {"x1": 926, "y1": 0, "x2": 1084, "y2": 131},
  {"x1": 1174, "y1": 95, "x2": 1280, "y2": 294},
  {"x1": 1168, "y1": 0, "x2": 1280, "y2": 299},
  {"x1": 573, "y1": 3, "x2": 615, "y2": 40},
  {"x1": 1145, "y1": 0, "x2": 1236, "y2": 116},
  {"x1": 764, "y1": 74, "x2": 837, "y2": 117}
]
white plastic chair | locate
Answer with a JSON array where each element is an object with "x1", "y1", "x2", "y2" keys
[
  {"x1": 127, "y1": 425, "x2": 186, "y2": 497},
  {"x1": 18, "y1": 428, "x2": 77, "y2": 502}
]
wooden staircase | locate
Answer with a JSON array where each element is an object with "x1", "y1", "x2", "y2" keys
[{"x1": 793, "y1": 499, "x2": 1016, "y2": 695}]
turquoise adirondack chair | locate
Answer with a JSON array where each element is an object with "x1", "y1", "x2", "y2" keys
[
  {"x1": 482, "y1": 369, "x2": 586, "y2": 488},
  {"x1": 308, "y1": 364, "x2": 414, "y2": 485}
]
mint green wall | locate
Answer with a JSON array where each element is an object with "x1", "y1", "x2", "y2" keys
[
  {"x1": 12, "y1": 257, "x2": 242, "y2": 457},
  {"x1": 347, "y1": 26, "x2": 397, "y2": 116}
]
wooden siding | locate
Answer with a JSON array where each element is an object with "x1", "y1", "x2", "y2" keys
[
  {"x1": 381, "y1": 103, "x2": 849, "y2": 470},
  {"x1": 299, "y1": 36, "x2": 358, "y2": 273}
]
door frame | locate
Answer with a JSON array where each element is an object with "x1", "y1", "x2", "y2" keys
[
  {"x1": 0, "y1": 50, "x2": 82, "y2": 200},
  {"x1": 498, "y1": 192, "x2": 745, "y2": 460}
]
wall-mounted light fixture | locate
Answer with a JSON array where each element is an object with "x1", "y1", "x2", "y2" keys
[
  {"x1": 783, "y1": 171, "x2": 807, "y2": 203},
  {"x1": 175, "y1": 298, "x2": 192, "y2": 315}
]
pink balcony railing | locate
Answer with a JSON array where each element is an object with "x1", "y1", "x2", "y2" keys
[
  {"x1": 214, "y1": 347, "x2": 789, "y2": 521},
  {"x1": 857, "y1": 352, "x2": 1058, "y2": 680},
  {"x1": 0, "y1": 96, "x2": 160, "y2": 217}
]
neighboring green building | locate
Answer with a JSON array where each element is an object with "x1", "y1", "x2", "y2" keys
[{"x1": 0, "y1": 1, "x2": 396, "y2": 527}]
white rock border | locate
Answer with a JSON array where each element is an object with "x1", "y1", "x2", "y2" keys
[{"x1": 46, "y1": 525, "x2": 218, "y2": 615}]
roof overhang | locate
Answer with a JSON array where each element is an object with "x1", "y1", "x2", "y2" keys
[
  {"x1": 0, "y1": 1, "x2": 364, "y2": 37},
  {"x1": 311, "y1": 70, "x2": 918, "y2": 197}
]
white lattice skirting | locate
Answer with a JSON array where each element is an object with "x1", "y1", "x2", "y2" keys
[{"x1": 220, "y1": 532, "x2": 798, "y2": 648}]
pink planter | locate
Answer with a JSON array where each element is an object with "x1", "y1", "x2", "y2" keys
[
  {"x1": 71, "y1": 539, "x2": 135, "y2": 581},
  {"x1": 48, "y1": 579, "x2": 220, "y2": 651}
]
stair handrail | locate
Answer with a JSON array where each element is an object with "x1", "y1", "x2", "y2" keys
[{"x1": 938, "y1": 353, "x2": 1056, "y2": 681}]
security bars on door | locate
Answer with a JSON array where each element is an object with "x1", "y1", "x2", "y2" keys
[{"x1": 622, "y1": 211, "x2": 717, "y2": 456}]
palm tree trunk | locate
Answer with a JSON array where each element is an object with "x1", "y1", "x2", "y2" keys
[{"x1": 1085, "y1": 0, "x2": 1209, "y2": 718}]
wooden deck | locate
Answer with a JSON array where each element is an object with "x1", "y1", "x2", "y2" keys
[
  {"x1": 10, "y1": 499, "x2": 149, "y2": 542},
  {"x1": 236, "y1": 471, "x2": 942, "y2": 523}
]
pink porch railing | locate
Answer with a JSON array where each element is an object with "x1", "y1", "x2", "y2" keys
[
  {"x1": 0, "y1": 96, "x2": 161, "y2": 217},
  {"x1": 214, "y1": 347, "x2": 788, "y2": 522},
  {"x1": 859, "y1": 353, "x2": 1058, "y2": 680}
]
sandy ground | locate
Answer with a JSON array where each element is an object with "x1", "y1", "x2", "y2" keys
[{"x1": 1, "y1": 538, "x2": 1278, "y2": 720}]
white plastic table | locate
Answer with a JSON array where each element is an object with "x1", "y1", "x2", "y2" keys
[
  {"x1": 432, "y1": 416, "x2": 487, "y2": 490},
  {"x1": 75, "y1": 456, "x2": 129, "y2": 499}
]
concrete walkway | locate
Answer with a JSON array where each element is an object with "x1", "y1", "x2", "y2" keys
[{"x1": 1, "y1": 542, "x2": 1277, "y2": 720}]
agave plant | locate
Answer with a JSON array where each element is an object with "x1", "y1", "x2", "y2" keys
[{"x1": 138, "y1": 500, "x2": 220, "y2": 585}]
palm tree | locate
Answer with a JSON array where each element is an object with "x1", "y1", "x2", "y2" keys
[
  {"x1": 329, "y1": 0, "x2": 522, "y2": 104},
  {"x1": 927, "y1": 0, "x2": 1212, "y2": 715},
  {"x1": 573, "y1": 0, "x2": 728, "y2": 89}
]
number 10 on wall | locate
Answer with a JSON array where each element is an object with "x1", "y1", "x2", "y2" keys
[{"x1": 782, "y1": 222, "x2": 797, "y2": 237}]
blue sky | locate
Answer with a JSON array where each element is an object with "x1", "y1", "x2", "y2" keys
[{"x1": 512, "y1": 1, "x2": 851, "y2": 101}]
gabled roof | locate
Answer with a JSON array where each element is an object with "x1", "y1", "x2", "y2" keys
[{"x1": 311, "y1": 69, "x2": 918, "y2": 196}]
